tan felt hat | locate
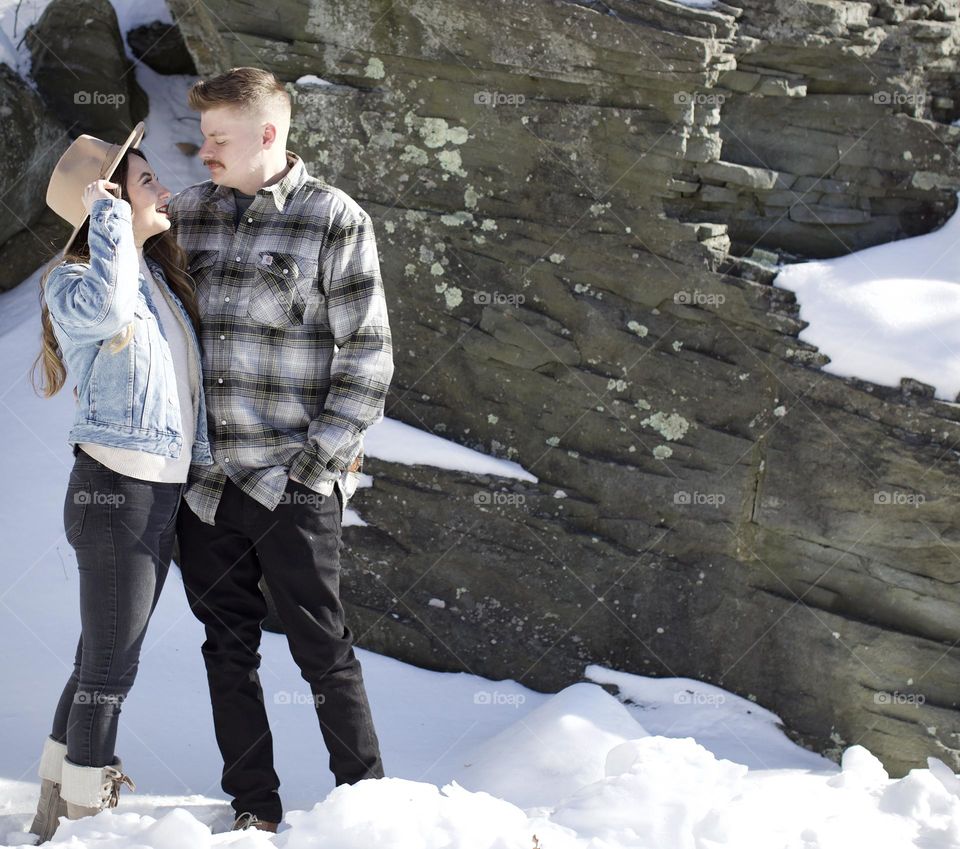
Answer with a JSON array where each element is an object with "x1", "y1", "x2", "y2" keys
[{"x1": 46, "y1": 121, "x2": 146, "y2": 255}]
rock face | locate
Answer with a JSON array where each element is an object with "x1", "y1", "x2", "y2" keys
[
  {"x1": 162, "y1": 0, "x2": 960, "y2": 774},
  {"x1": 26, "y1": 0, "x2": 148, "y2": 139},
  {"x1": 0, "y1": 64, "x2": 69, "y2": 290},
  {"x1": 127, "y1": 21, "x2": 196, "y2": 75}
]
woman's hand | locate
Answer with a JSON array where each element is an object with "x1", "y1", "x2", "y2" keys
[{"x1": 82, "y1": 179, "x2": 121, "y2": 215}]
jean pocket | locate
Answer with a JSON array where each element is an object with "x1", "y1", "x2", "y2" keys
[{"x1": 64, "y1": 477, "x2": 92, "y2": 546}]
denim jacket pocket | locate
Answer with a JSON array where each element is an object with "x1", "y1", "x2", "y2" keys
[{"x1": 247, "y1": 252, "x2": 317, "y2": 328}]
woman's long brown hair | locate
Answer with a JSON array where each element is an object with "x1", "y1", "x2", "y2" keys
[{"x1": 32, "y1": 150, "x2": 201, "y2": 397}]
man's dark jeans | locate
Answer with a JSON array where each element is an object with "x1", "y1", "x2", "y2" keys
[
  {"x1": 52, "y1": 447, "x2": 183, "y2": 766},
  {"x1": 176, "y1": 475, "x2": 384, "y2": 821}
]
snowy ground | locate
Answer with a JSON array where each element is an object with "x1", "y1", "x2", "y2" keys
[{"x1": 3, "y1": 0, "x2": 960, "y2": 845}]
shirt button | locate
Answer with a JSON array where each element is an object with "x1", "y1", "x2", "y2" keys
[
  {"x1": 217, "y1": 378, "x2": 224, "y2": 384},
  {"x1": 219, "y1": 334, "x2": 225, "y2": 340},
  {"x1": 235, "y1": 255, "x2": 241, "y2": 261},
  {"x1": 282, "y1": 268, "x2": 289, "y2": 275},
  {"x1": 221, "y1": 420, "x2": 227, "y2": 425},
  {"x1": 224, "y1": 296, "x2": 230, "y2": 302},
  {"x1": 247, "y1": 217, "x2": 253, "y2": 223}
]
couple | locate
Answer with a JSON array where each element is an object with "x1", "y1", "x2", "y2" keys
[{"x1": 28, "y1": 67, "x2": 393, "y2": 842}]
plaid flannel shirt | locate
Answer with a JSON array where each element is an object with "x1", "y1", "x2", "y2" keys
[{"x1": 167, "y1": 152, "x2": 394, "y2": 525}]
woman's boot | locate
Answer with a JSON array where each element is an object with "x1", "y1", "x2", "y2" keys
[
  {"x1": 60, "y1": 757, "x2": 135, "y2": 820},
  {"x1": 28, "y1": 736, "x2": 68, "y2": 843}
]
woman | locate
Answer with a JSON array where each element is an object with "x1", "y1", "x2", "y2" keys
[{"x1": 27, "y1": 123, "x2": 212, "y2": 843}]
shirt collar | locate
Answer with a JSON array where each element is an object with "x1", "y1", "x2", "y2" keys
[{"x1": 208, "y1": 151, "x2": 307, "y2": 214}]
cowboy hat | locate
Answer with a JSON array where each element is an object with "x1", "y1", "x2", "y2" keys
[{"x1": 46, "y1": 121, "x2": 146, "y2": 255}]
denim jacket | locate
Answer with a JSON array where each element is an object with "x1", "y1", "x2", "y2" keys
[{"x1": 43, "y1": 197, "x2": 213, "y2": 465}]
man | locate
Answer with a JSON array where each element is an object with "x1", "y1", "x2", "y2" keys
[{"x1": 168, "y1": 67, "x2": 393, "y2": 833}]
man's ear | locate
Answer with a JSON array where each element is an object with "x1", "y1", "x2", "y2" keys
[{"x1": 262, "y1": 123, "x2": 278, "y2": 148}]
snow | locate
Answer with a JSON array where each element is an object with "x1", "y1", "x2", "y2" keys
[
  {"x1": 363, "y1": 417, "x2": 536, "y2": 482},
  {"x1": 774, "y1": 192, "x2": 960, "y2": 401},
  {"x1": 3, "y1": 2, "x2": 960, "y2": 846},
  {"x1": 295, "y1": 75, "x2": 335, "y2": 87},
  {"x1": 0, "y1": 0, "x2": 46, "y2": 73},
  {"x1": 0, "y1": 0, "x2": 172, "y2": 75},
  {"x1": 135, "y1": 65, "x2": 208, "y2": 192}
]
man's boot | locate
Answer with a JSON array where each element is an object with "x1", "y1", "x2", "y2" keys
[{"x1": 233, "y1": 812, "x2": 279, "y2": 832}]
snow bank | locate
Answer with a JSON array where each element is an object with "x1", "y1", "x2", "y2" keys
[{"x1": 774, "y1": 192, "x2": 960, "y2": 401}]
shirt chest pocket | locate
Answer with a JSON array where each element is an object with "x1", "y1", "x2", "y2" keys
[
  {"x1": 247, "y1": 252, "x2": 318, "y2": 329},
  {"x1": 187, "y1": 249, "x2": 220, "y2": 318}
]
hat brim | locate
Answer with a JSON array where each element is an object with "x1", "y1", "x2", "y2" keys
[{"x1": 60, "y1": 121, "x2": 146, "y2": 257}]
